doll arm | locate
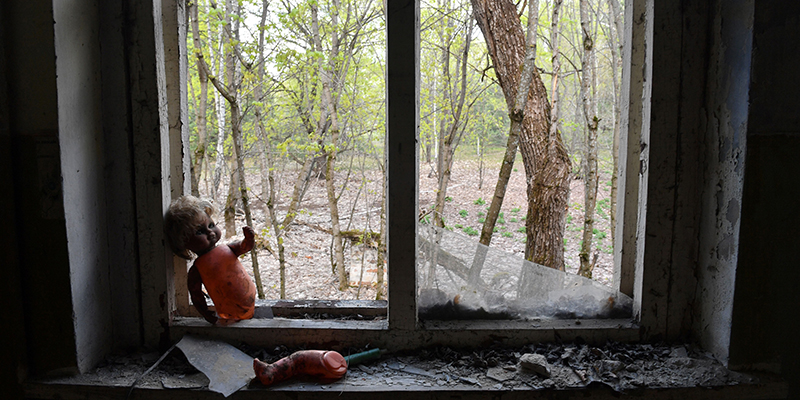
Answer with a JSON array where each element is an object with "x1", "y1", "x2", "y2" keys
[
  {"x1": 229, "y1": 226, "x2": 255, "y2": 256},
  {"x1": 188, "y1": 264, "x2": 218, "y2": 325}
]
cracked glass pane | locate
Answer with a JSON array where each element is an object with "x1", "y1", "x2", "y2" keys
[{"x1": 417, "y1": 226, "x2": 632, "y2": 320}]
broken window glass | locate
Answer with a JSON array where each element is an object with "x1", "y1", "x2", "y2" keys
[{"x1": 417, "y1": 226, "x2": 632, "y2": 320}]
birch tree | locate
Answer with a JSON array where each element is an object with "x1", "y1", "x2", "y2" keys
[
  {"x1": 578, "y1": 0, "x2": 599, "y2": 278},
  {"x1": 607, "y1": 0, "x2": 623, "y2": 243}
]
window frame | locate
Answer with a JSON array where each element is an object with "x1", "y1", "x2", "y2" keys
[{"x1": 149, "y1": 0, "x2": 665, "y2": 350}]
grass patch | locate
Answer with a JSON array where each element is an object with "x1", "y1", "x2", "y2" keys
[{"x1": 463, "y1": 226, "x2": 479, "y2": 236}]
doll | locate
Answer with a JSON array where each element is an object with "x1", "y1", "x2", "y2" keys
[{"x1": 164, "y1": 195, "x2": 256, "y2": 325}]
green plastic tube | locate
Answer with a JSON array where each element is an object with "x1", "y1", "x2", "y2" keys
[{"x1": 343, "y1": 348, "x2": 382, "y2": 366}]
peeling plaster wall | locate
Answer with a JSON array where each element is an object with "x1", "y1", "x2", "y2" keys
[{"x1": 694, "y1": 0, "x2": 753, "y2": 366}]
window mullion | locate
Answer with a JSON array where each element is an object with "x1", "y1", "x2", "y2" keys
[{"x1": 386, "y1": 0, "x2": 420, "y2": 331}]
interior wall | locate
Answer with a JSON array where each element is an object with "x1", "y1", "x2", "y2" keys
[
  {"x1": 2, "y1": 0, "x2": 798, "y2": 397},
  {"x1": 0, "y1": 3, "x2": 27, "y2": 398},
  {"x1": 730, "y1": 1, "x2": 800, "y2": 396},
  {"x1": 2, "y1": 0, "x2": 79, "y2": 377},
  {"x1": 98, "y1": 0, "x2": 144, "y2": 350},
  {"x1": 53, "y1": 0, "x2": 115, "y2": 373},
  {"x1": 634, "y1": 0, "x2": 706, "y2": 342},
  {"x1": 694, "y1": 0, "x2": 753, "y2": 366}
]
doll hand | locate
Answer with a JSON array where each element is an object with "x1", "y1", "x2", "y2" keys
[{"x1": 235, "y1": 226, "x2": 255, "y2": 254}]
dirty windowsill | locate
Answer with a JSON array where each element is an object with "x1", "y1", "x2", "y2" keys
[{"x1": 24, "y1": 341, "x2": 788, "y2": 399}]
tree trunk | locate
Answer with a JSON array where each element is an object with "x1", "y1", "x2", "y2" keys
[
  {"x1": 471, "y1": 0, "x2": 538, "y2": 287},
  {"x1": 548, "y1": 0, "x2": 563, "y2": 153},
  {"x1": 211, "y1": 13, "x2": 227, "y2": 203},
  {"x1": 608, "y1": 0, "x2": 623, "y2": 244},
  {"x1": 252, "y1": 0, "x2": 285, "y2": 298},
  {"x1": 433, "y1": 15, "x2": 473, "y2": 230},
  {"x1": 224, "y1": 168, "x2": 237, "y2": 237},
  {"x1": 471, "y1": 0, "x2": 571, "y2": 272},
  {"x1": 376, "y1": 155, "x2": 387, "y2": 300},
  {"x1": 578, "y1": 0, "x2": 599, "y2": 278},
  {"x1": 311, "y1": 1, "x2": 348, "y2": 291},
  {"x1": 198, "y1": 0, "x2": 265, "y2": 298},
  {"x1": 189, "y1": 2, "x2": 208, "y2": 197}
]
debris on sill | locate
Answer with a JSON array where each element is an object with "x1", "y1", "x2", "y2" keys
[{"x1": 42, "y1": 340, "x2": 760, "y2": 395}]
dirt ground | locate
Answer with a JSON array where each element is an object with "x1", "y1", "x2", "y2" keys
[{"x1": 204, "y1": 156, "x2": 615, "y2": 302}]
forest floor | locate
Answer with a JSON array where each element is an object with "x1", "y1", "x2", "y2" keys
[{"x1": 204, "y1": 155, "x2": 615, "y2": 302}]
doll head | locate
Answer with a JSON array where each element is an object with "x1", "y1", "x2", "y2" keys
[{"x1": 164, "y1": 195, "x2": 219, "y2": 259}]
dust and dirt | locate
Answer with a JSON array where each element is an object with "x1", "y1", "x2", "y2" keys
[{"x1": 50, "y1": 341, "x2": 758, "y2": 394}]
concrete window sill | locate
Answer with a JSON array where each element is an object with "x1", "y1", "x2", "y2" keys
[{"x1": 24, "y1": 375, "x2": 788, "y2": 400}]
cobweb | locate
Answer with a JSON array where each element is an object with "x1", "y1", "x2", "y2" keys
[{"x1": 417, "y1": 225, "x2": 632, "y2": 320}]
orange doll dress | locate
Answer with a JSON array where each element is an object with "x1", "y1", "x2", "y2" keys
[{"x1": 193, "y1": 244, "x2": 256, "y2": 320}]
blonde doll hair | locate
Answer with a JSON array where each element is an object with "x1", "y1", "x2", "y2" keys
[{"x1": 164, "y1": 195, "x2": 217, "y2": 259}]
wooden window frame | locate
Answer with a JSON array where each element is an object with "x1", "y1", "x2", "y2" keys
[{"x1": 148, "y1": 0, "x2": 668, "y2": 350}]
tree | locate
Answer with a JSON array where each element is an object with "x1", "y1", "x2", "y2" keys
[
  {"x1": 189, "y1": 1, "x2": 210, "y2": 197},
  {"x1": 432, "y1": 8, "x2": 474, "y2": 230},
  {"x1": 578, "y1": 0, "x2": 600, "y2": 278},
  {"x1": 194, "y1": 0, "x2": 266, "y2": 299},
  {"x1": 470, "y1": 0, "x2": 571, "y2": 273},
  {"x1": 478, "y1": 0, "x2": 539, "y2": 248},
  {"x1": 607, "y1": 0, "x2": 623, "y2": 243}
]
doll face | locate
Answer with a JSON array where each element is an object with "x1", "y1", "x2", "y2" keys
[{"x1": 185, "y1": 213, "x2": 221, "y2": 256}]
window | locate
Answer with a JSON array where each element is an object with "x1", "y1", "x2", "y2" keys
[{"x1": 156, "y1": 0, "x2": 658, "y2": 350}]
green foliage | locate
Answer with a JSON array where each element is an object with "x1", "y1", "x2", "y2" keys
[
  {"x1": 186, "y1": 0, "x2": 625, "y2": 290},
  {"x1": 501, "y1": 232, "x2": 513, "y2": 238},
  {"x1": 463, "y1": 226, "x2": 479, "y2": 236},
  {"x1": 596, "y1": 198, "x2": 610, "y2": 219}
]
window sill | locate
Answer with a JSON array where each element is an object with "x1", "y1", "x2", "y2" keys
[
  {"x1": 170, "y1": 316, "x2": 639, "y2": 349},
  {"x1": 24, "y1": 373, "x2": 788, "y2": 400}
]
